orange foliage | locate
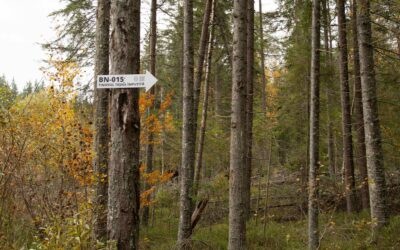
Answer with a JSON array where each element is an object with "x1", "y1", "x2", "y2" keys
[
  {"x1": 139, "y1": 90, "x2": 175, "y2": 145},
  {"x1": 139, "y1": 164, "x2": 174, "y2": 207}
]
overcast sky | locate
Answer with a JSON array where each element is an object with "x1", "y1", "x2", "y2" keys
[{"x1": 0, "y1": 0, "x2": 277, "y2": 92}]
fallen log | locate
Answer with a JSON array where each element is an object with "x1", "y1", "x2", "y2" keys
[{"x1": 190, "y1": 199, "x2": 209, "y2": 233}]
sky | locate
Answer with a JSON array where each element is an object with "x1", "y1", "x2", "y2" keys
[
  {"x1": 0, "y1": 0, "x2": 277, "y2": 92},
  {"x1": 0, "y1": 0, "x2": 63, "y2": 91}
]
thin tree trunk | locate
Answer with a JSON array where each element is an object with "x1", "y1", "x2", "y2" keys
[
  {"x1": 322, "y1": 0, "x2": 336, "y2": 179},
  {"x1": 214, "y1": 64, "x2": 221, "y2": 117},
  {"x1": 259, "y1": 0, "x2": 267, "y2": 113},
  {"x1": 337, "y1": 0, "x2": 357, "y2": 213},
  {"x1": 308, "y1": 0, "x2": 321, "y2": 247},
  {"x1": 179, "y1": 4, "x2": 184, "y2": 120},
  {"x1": 161, "y1": 85, "x2": 165, "y2": 174},
  {"x1": 143, "y1": 0, "x2": 157, "y2": 227},
  {"x1": 244, "y1": 0, "x2": 254, "y2": 219},
  {"x1": 357, "y1": 0, "x2": 388, "y2": 230},
  {"x1": 178, "y1": 0, "x2": 195, "y2": 246},
  {"x1": 193, "y1": 0, "x2": 216, "y2": 196},
  {"x1": 255, "y1": 168, "x2": 262, "y2": 226},
  {"x1": 351, "y1": 0, "x2": 369, "y2": 210},
  {"x1": 263, "y1": 140, "x2": 272, "y2": 242},
  {"x1": 93, "y1": 0, "x2": 110, "y2": 242},
  {"x1": 193, "y1": 0, "x2": 213, "y2": 140},
  {"x1": 397, "y1": 35, "x2": 400, "y2": 59},
  {"x1": 228, "y1": 0, "x2": 247, "y2": 249},
  {"x1": 107, "y1": 0, "x2": 141, "y2": 249}
]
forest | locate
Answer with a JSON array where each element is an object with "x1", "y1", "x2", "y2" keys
[{"x1": 0, "y1": 0, "x2": 399, "y2": 249}]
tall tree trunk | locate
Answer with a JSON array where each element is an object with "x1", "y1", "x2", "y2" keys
[
  {"x1": 107, "y1": 0, "x2": 141, "y2": 249},
  {"x1": 259, "y1": 0, "x2": 267, "y2": 114},
  {"x1": 229, "y1": 0, "x2": 247, "y2": 249},
  {"x1": 244, "y1": 0, "x2": 254, "y2": 219},
  {"x1": 322, "y1": 0, "x2": 336, "y2": 179},
  {"x1": 193, "y1": 0, "x2": 216, "y2": 196},
  {"x1": 357, "y1": 0, "x2": 388, "y2": 230},
  {"x1": 214, "y1": 63, "x2": 221, "y2": 117},
  {"x1": 308, "y1": 0, "x2": 321, "y2": 248},
  {"x1": 143, "y1": 0, "x2": 157, "y2": 227},
  {"x1": 337, "y1": 0, "x2": 357, "y2": 213},
  {"x1": 262, "y1": 140, "x2": 273, "y2": 241},
  {"x1": 178, "y1": 0, "x2": 195, "y2": 245},
  {"x1": 193, "y1": 0, "x2": 213, "y2": 140},
  {"x1": 93, "y1": 0, "x2": 110, "y2": 242},
  {"x1": 351, "y1": 0, "x2": 369, "y2": 210}
]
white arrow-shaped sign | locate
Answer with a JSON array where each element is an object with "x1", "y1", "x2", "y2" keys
[{"x1": 97, "y1": 71, "x2": 158, "y2": 91}]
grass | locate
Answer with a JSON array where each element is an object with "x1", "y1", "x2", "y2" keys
[{"x1": 140, "y1": 208, "x2": 400, "y2": 250}]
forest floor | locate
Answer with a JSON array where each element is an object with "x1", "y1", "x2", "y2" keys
[
  {"x1": 140, "y1": 170, "x2": 400, "y2": 249},
  {"x1": 140, "y1": 211, "x2": 400, "y2": 249}
]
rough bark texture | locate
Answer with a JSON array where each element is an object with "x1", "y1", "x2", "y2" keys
[
  {"x1": 142, "y1": 0, "x2": 157, "y2": 227},
  {"x1": 259, "y1": 0, "x2": 267, "y2": 114},
  {"x1": 337, "y1": 0, "x2": 357, "y2": 213},
  {"x1": 193, "y1": 0, "x2": 213, "y2": 140},
  {"x1": 308, "y1": 0, "x2": 320, "y2": 248},
  {"x1": 357, "y1": 0, "x2": 388, "y2": 229},
  {"x1": 193, "y1": 0, "x2": 216, "y2": 196},
  {"x1": 178, "y1": 0, "x2": 195, "y2": 246},
  {"x1": 351, "y1": 0, "x2": 370, "y2": 211},
  {"x1": 107, "y1": 0, "x2": 141, "y2": 249},
  {"x1": 351, "y1": 0, "x2": 369, "y2": 209},
  {"x1": 244, "y1": 0, "x2": 254, "y2": 219},
  {"x1": 93, "y1": 0, "x2": 110, "y2": 242},
  {"x1": 322, "y1": 0, "x2": 336, "y2": 179},
  {"x1": 228, "y1": 0, "x2": 247, "y2": 249},
  {"x1": 190, "y1": 199, "x2": 209, "y2": 233}
]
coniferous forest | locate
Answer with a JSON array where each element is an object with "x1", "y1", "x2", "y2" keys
[{"x1": 0, "y1": 0, "x2": 400, "y2": 249}]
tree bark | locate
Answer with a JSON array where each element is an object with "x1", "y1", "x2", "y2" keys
[
  {"x1": 337, "y1": 0, "x2": 357, "y2": 213},
  {"x1": 107, "y1": 0, "x2": 141, "y2": 249},
  {"x1": 308, "y1": 0, "x2": 321, "y2": 248},
  {"x1": 351, "y1": 0, "x2": 369, "y2": 210},
  {"x1": 93, "y1": 0, "x2": 110, "y2": 242},
  {"x1": 244, "y1": 0, "x2": 254, "y2": 219},
  {"x1": 357, "y1": 0, "x2": 388, "y2": 230},
  {"x1": 143, "y1": 0, "x2": 157, "y2": 227},
  {"x1": 322, "y1": 0, "x2": 336, "y2": 180},
  {"x1": 178, "y1": 0, "x2": 195, "y2": 246},
  {"x1": 193, "y1": 0, "x2": 213, "y2": 140},
  {"x1": 193, "y1": 0, "x2": 216, "y2": 196},
  {"x1": 262, "y1": 140, "x2": 272, "y2": 241},
  {"x1": 259, "y1": 0, "x2": 267, "y2": 114},
  {"x1": 214, "y1": 63, "x2": 221, "y2": 117},
  {"x1": 228, "y1": 0, "x2": 247, "y2": 249}
]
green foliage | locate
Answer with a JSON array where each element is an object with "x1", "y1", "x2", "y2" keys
[
  {"x1": 30, "y1": 204, "x2": 116, "y2": 250},
  {"x1": 43, "y1": 0, "x2": 95, "y2": 68}
]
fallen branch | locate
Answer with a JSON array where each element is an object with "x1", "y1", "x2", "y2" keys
[{"x1": 190, "y1": 199, "x2": 209, "y2": 234}]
